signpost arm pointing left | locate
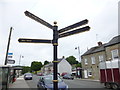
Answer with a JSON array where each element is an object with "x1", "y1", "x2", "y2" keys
[
  {"x1": 24, "y1": 11, "x2": 53, "y2": 29},
  {"x1": 18, "y1": 38, "x2": 52, "y2": 44}
]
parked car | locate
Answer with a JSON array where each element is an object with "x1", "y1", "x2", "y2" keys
[
  {"x1": 61, "y1": 72, "x2": 68, "y2": 76},
  {"x1": 37, "y1": 73, "x2": 44, "y2": 76},
  {"x1": 63, "y1": 74, "x2": 74, "y2": 80},
  {"x1": 24, "y1": 73, "x2": 33, "y2": 80},
  {"x1": 37, "y1": 75, "x2": 68, "y2": 89}
]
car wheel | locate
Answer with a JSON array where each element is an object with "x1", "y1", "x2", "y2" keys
[
  {"x1": 37, "y1": 85, "x2": 39, "y2": 88},
  {"x1": 105, "y1": 83, "x2": 111, "y2": 89},
  {"x1": 111, "y1": 83, "x2": 119, "y2": 90},
  {"x1": 37, "y1": 85, "x2": 41, "y2": 90}
]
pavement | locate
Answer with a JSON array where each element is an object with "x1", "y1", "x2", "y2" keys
[{"x1": 9, "y1": 75, "x2": 29, "y2": 88}]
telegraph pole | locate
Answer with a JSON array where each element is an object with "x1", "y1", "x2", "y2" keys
[
  {"x1": 4, "y1": 27, "x2": 12, "y2": 65},
  {"x1": 75, "y1": 46, "x2": 81, "y2": 62}
]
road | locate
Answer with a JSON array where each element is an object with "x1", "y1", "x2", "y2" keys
[
  {"x1": 25, "y1": 75, "x2": 110, "y2": 89},
  {"x1": 25, "y1": 75, "x2": 39, "y2": 88}
]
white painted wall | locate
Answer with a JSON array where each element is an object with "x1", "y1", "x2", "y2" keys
[{"x1": 58, "y1": 59, "x2": 72, "y2": 75}]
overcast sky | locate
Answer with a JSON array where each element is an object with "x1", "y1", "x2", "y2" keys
[{"x1": 0, "y1": 0, "x2": 119, "y2": 66}]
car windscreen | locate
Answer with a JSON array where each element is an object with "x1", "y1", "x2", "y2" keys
[
  {"x1": 44, "y1": 76, "x2": 62, "y2": 84},
  {"x1": 25, "y1": 73, "x2": 32, "y2": 76}
]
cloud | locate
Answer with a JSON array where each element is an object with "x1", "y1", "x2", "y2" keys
[{"x1": 0, "y1": 0, "x2": 119, "y2": 66}]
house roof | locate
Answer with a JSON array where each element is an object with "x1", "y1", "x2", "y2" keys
[
  {"x1": 44, "y1": 58, "x2": 63, "y2": 67},
  {"x1": 81, "y1": 45, "x2": 105, "y2": 56},
  {"x1": 45, "y1": 63, "x2": 53, "y2": 67},
  {"x1": 81, "y1": 35, "x2": 120, "y2": 57},
  {"x1": 105, "y1": 35, "x2": 120, "y2": 47}
]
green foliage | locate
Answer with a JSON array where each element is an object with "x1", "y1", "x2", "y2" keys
[
  {"x1": 75, "y1": 63, "x2": 82, "y2": 68},
  {"x1": 22, "y1": 66, "x2": 31, "y2": 74},
  {"x1": 44, "y1": 60, "x2": 50, "y2": 65},
  {"x1": 66, "y1": 56, "x2": 78, "y2": 65},
  {"x1": 31, "y1": 61, "x2": 43, "y2": 73}
]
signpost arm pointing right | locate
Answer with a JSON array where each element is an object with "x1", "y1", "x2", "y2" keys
[{"x1": 58, "y1": 19, "x2": 88, "y2": 33}]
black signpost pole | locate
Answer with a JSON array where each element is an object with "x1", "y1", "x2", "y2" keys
[{"x1": 52, "y1": 22, "x2": 58, "y2": 90}]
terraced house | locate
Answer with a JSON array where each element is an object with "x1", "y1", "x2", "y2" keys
[{"x1": 81, "y1": 35, "x2": 120, "y2": 80}]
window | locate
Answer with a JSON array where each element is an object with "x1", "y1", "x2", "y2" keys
[
  {"x1": 84, "y1": 58, "x2": 88, "y2": 65},
  {"x1": 91, "y1": 57, "x2": 95, "y2": 64},
  {"x1": 88, "y1": 69, "x2": 92, "y2": 76},
  {"x1": 111, "y1": 49, "x2": 119, "y2": 60},
  {"x1": 99, "y1": 55, "x2": 104, "y2": 62}
]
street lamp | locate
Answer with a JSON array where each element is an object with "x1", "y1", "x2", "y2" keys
[
  {"x1": 75, "y1": 46, "x2": 81, "y2": 62},
  {"x1": 19, "y1": 55, "x2": 24, "y2": 66}
]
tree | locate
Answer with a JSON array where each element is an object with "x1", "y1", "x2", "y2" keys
[
  {"x1": 22, "y1": 66, "x2": 31, "y2": 74},
  {"x1": 31, "y1": 61, "x2": 43, "y2": 73},
  {"x1": 44, "y1": 60, "x2": 50, "y2": 65},
  {"x1": 75, "y1": 63, "x2": 82, "y2": 68},
  {"x1": 66, "y1": 56, "x2": 78, "y2": 65}
]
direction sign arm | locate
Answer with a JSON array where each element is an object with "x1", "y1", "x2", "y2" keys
[
  {"x1": 59, "y1": 26, "x2": 90, "y2": 38},
  {"x1": 18, "y1": 38, "x2": 52, "y2": 44},
  {"x1": 24, "y1": 11, "x2": 53, "y2": 29},
  {"x1": 58, "y1": 19, "x2": 88, "y2": 34}
]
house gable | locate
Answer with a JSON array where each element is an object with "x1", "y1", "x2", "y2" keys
[{"x1": 58, "y1": 58, "x2": 72, "y2": 74}]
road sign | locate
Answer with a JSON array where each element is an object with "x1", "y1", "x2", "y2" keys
[
  {"x1": 7, "y1": 59, "x2": 15, "y2": 64},
  {"x1": 7, "y1": 56, "x2": 12, "y2": 58},
  {"x1": 59, "y1": 26, "x2": 90, "y2": 38},
  {"x1": 24, "y1": 11, "x2": 53, "y2": 29},
  {"x1": 58, "y1": 19, "x2": 88, "y2": 34},
  {"x1": 18, "y1": 38, "x2": 52, "y2": 44},
  {"x1": 8, "y1": 53, "x2": 13, "y2": 55}
]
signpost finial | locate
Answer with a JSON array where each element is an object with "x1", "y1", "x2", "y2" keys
[{"x1": 54, "y1": 21, "x2": 57, "y2": 26}]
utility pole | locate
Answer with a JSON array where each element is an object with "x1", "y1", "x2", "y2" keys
[
  {"x1": 4, "y1": 27, "x2": 12, "y2": 65},
  {"x1": 75, "y1": 46, "x2": 81, "y2": 62},
  {"x1": 19, "y1": 55, "x2": 24, "y2": 66}
]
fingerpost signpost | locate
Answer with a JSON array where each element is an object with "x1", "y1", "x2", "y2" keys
[{"x1": 18, "y1": 11, "x2": 90, "y2": 90}]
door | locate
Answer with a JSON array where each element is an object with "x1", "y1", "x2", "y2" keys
[{"x1": 84, "y1": 70, "x2": 88, "y2": 78}]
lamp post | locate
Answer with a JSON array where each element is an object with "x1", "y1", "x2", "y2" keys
[
  {"x1": 75, "y1": 46, "x2": 81, "y2": 62},
  {"x1": 19, "y1": 55, "x2": 24, "y2": 66}
]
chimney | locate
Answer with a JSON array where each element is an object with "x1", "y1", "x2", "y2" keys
[{"x1": 98, "y1": 41, "x2": 102, "y2": 46}]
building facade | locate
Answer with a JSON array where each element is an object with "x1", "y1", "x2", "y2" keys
[{"x1": 81, "y1": 35, "x2": 120, "y2": 80}]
